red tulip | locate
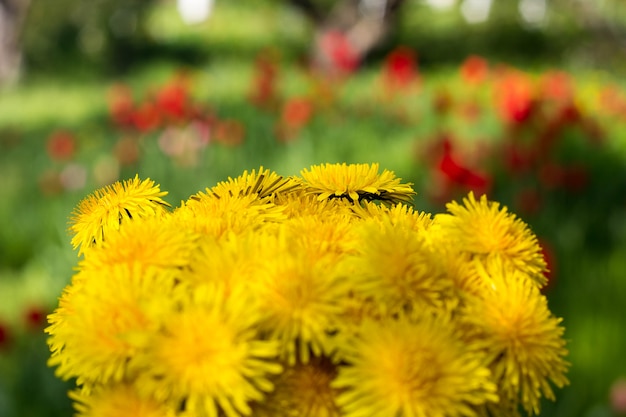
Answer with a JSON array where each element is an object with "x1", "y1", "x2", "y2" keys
[
  {"x1": 319, "y1": 30, "x2": 360, "y2": 74},
  {"x1": 383, "y1": 46, "x2": 418, "y2": 92},
  {"x1": 132, "y1": 102, "x2": 162, "y2": 132},
  {"x1": 460, "y1": 55, "x2": 489, "y2": 84},
  {"x1": 108, "y1": 84, "x2": 136, "y2": 128},
  {"x1": 494, "y1": 70, "x2": 535, "y2": 125},
  {"x1": 249, "y1": 50, "x2": 279, "y2": 109},
  {"x1": 155, "y1": 76, "x2": 190, "y2": 122},
  {"x1": 24, "y1": 305, "x2": 47, "y2": 331},
  {"x1": 436, "y1": 137, "x2": 490, "y2": 191},
  {"x1": 0, "y1": 320, "x2": 10, "y2": 350},
  {"x1": 214, "y1": 119, "x2": 246, "y2": 146},
  {"x1": 540, "y1": 71, "x2": 574, "y2": 103},
  {"x1": 46, "y1": 130, "x2": 76, "y2": 161},
  {"x1": 281, "y1": 97, "x2": 313, "y2": 130}
]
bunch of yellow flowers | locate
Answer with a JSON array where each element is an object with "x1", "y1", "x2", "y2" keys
[{"x1": 46, "y1": 163, "x2": 569, "y2": 417}]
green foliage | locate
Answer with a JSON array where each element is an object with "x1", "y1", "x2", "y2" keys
[{"x1": 22, "y1": 0, "x2": 156, "y2": 73}]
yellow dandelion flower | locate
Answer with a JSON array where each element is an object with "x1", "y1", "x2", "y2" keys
[
  {"x1": 440, "y1": 250, "x2": 488, "y2": 298},
  {"x1": 252, "y1": 356, "x2": 341, "y2": 417},
  {"x1": 175, "y1": 190, "x2": 285, "y2": 238},
  {"x1": 351, "y1": 200, "x2": 434, "y2": 231},
  {"x1": 210, "y1": 166, "x2": 301, "y2": 200},
  {"x1": 300, "y1": 163, "x2": 416, "y2": 204},
  {"x1": 70, "y1": 384, "x2": 177, "y2": 417},
  {"x1": 46, "y1": 264, "x2": 176, "y2": 386},
  {"x1": 274, "y1": 192, "x2": 356, "y2": 220},
  {"x1": 78, "y1": 214, "x2": 198, "y2": 272},
  {"x1": 131, "y1": 283, "x2": 282, "y2": 417},
  {"x1": 282, "y1": 213, "x2": 357, "y2": 261},
  {"x1": 333, "y1": 315, "x2": 498, "y2": 417},
  {"x1": 69, "y1": 176, "x2": 170, "y2": 255},
  {"x1": 460, "y1": 260, "x2": 569, "y2": 415},
  {"x1": 329, "y1": 294, "x2": 386, "y2": 363},
  {"x1": 348, "y1": 215, "x2": 456, "y2": 318},
  {"x1": 435, "y1": 192, "x2": 547, "y2": 288},
  {"x1": 250, "y1": 233, "x2": 351, "y2": 365},
  {"x1": 179, "y1": 232, "x2": 270, "y2": 293}
]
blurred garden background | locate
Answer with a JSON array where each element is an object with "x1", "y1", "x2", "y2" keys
[{"x1": 1, "y1": 0, "x2": 626, "y2": 416}]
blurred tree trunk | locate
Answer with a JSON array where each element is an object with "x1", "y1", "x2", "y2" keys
[
  {"x1": 0, "y1": 0, "x2": 29, "y2": 84},
  {"x1": 288, "y1": 0, "x2": 406, "y2": 74}
]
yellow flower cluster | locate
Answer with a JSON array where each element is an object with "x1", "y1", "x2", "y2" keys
[{"x1": 47, "y1": 163, "x2": 569, "y2": 417}]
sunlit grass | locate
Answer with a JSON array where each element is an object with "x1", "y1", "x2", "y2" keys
[{"x1": 0, "y1": 82, "x2": 107, "y2": 130}]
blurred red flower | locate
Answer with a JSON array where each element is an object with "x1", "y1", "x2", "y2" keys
[
  {"x1": 214, "y1": 119, "x2": 245, "y2": 146},
  {"x1": 460, "y1": 55, "x2": 489, "y2": 84},
  {"x1": 282, "y1": 97, "x2": 313, "y2": 130},
  {"x1": 459, "y1": 99, "x2": 482, "y2": 122},
  {"x1": 46, "y1": 130, "x2": 76, "y2": 161},
  {"x1": 563, "y1": 164, "x2": 589, "y2": 192},
  {"x1": 598, "y1": 85, "x2": 626, "y2": 118},
  {"x1": 540, "y1": 71, "x2": 574, "y2": 104},
  {"x1": 0, "y1": 320, "x2": 10, "y2": 350},
  {"x1": 24, "y1": 305, "x2": 47, "y2": 331},
  {"x1": 383, "y1": 46, "x2": 418, "y2": 92},
  {"x1": 494, "y1": 70, "x2": 535, "y2": 125},
  {"x1": 249, "y1": 50, "x2": 279, "y2": 109},
  {"x1": 155, "y1": 76, "x2": 190, "y2": 122},
  {"x1": 132, "y1": 102, "x2": 162, "y2": 132},
  {"x1": 38, "y1": 170, "x2": 64, "y2": 196},
  {"x1": 319, "y1": 30, "x2": 360, "y2": 74},
  {"x1": 276, "y1": 97, "x2": 314, "y2": 142},
  {"x1": 429, "y1": 135, "x2": 491, "y2": 200},
  {"x1": 114, "y1": 137, "x2": 141, "y2": 165},
  {"x1": 502, "y1": 142, "x2": 536, "y2": 175},
  {"x1": 610, "y1": 378, "x2": 626, "y2": 414},
  {"x1": 538, "y1": 162, "x2": 566, "y2": 189},
  {"x1": 515, "y1": 187, "x2": 542, "y2": 215},
  {"x1": 539, "y1": 239, "x2": 557, "y2": 291},
  {"x1": 108, "y1": 84, "x2": 136, "y2": 128},
  {"x1": 433, "y1": 89, "x2": 453, "y2": 116}
]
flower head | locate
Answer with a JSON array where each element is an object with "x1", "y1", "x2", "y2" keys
[
  {"x1": 348, "y1": 210, "x2": 455, "y2": 318},
  {"x1": 47, "y1": 130, "x2": 76, "y2": 161},
  {"x1": 461, "y1": 260, "x2": 569, "y2": 415},
  {"x1": 175, "y1": 189, "x2": 284, "y2": 238},
  {"x1": 300, "y1": 163, "x2": 415, "y2": 204},
  {"x1": 494, "y1": 69, "x2": 535, "y2": 125},
  {"x1": 69, "y1": 176, "x2": 170, "y2": 255},
  {"x1": 250, "y1": 230, "x2": 351, "y2": 365},
  {"x1": 78, "y1": 215, "x2": 197, "y2": 273},
  {"x1": 46, "y1": 264, "x2": 177, "y2": 386},
  {"x1": 274, "y1": 191, "x2": 354, "y2": 220},
  {"x1": 210, "y1": 167, "x2": 301, "y2": 201},
  {"x1": 435, "y1": 192, "x2": 548, "y2": 288},
  {"x1": 70, "y1": 384, "x2": 176, "y2": 417},
  {"x1": 333, "y1": 315, "x2": 498, "y2": 417},
  {"x1": 132, "y1": 283, "x2": 282, "y2": 417},
  {"x1": 253, "y1": 356, "x2": 341, "y2": 417},
  {"x1": 383, "y1": 46, "x2": 419, "y2": 92},
  {"x1": 460, "y1": 55, "x2": 489, "y2": 84}
]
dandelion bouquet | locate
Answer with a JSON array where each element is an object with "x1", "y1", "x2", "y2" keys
[{"x1": 46, "y1": 163, "x2": 569, "y2": 417}]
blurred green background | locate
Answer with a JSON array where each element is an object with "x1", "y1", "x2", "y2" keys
[{"x1": 1, "y1": 0, "x2": 626, "y2": 416}]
